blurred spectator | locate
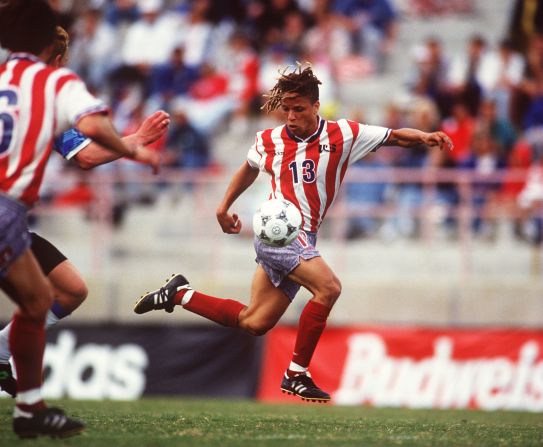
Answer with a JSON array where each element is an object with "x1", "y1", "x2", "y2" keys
[
  {"x1": 332, "y1": 0, "x2": 397, "y2": 73},
  {"x1": 121, "y1": 0, "x2": 181, "y2": 73},
  {"x1": 441, "y1": 102, "x2": 475, "y2": 163},
  {"x1": 390, "y1": 97, "x2": 440, "y2": 238},
  {"x1": 303, "y1": 10, "x2": 352, "y2": 64},
  {"x1": 516, "y1": 129, "x2": 543, "y2": 243},
  {"x1": 447, "y1": 34, "x2": 487, "y2": 116},
  {"x1": 176, "y1": 0, "x2": 214, "y2": 69},
  {"x1": 407, "y1": 37, "x2": 451, "y2": 117},
  {"x1": 68, "y1": 6, "x2": 120, "y2": 92},
  {"x1": 104, "y1": 0, "x2": 139, "y2": 27},
  {"x1": 218, "y1": 30, "x2": 260, "y2": 134},
  {"x1": 345, "y1": 152, "x2": 390, "y2": 239},
  {"x1": 508, "y1": 0, "x2": 543, "y2": 55},
  {"x1": 516, "y1": 33, "x2": 543, "y2": 129},
  {"x1": 147, "y1": 46, "x2": 200, "y2": 112},
  {"x1": 165, "y1": 106, "x2": 210, "y2": 169},
  {"x1": 250, "y1": 0, "x2": 303, "y2": 49},
  {"x1": 458, "y1": 128, "x2": 507, "y2": 237},
  {"x1": 478, "y1": 39, "x2": 525, "y2": 122},
  {"x1": 172, "y1": 64, "x2": 235, "y2": 135},
  {"x1": 477, "y1": 99, "x2": 517, "y2": 156},
  {"x1": 426, "y1": 145, "x2": 459, "y2": 235}
]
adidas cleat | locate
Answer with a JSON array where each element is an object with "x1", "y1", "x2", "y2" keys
[
  {"x1": 13, "y1": 407, "x2": 85, "y2": 439},
  {"x1": 133, "y1": 274, "x2": 191, "y2": 314},
  {"x1": 280, "y1": 371, "x2": 330, "y2": 403},
  {"x1": 0, "y1": 362, "x2": 16, "y2": 397}
]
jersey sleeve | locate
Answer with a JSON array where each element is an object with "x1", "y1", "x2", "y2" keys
[
  {"x1": 54, "y1": 69, "x2": 109, "y2": 133},
  {"x1": 53, "y1": 128, "x2": 92, "y2": 160},
  {"x1": 349, "y1": 122, "x2": 391, "y2": 164},
  {"x1": 247, "y1": 131, "x2": 264, "y2": 169}
]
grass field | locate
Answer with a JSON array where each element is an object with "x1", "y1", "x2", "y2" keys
[{"x1": 1, "y1": 398, "x2": 542, "y2": 446}]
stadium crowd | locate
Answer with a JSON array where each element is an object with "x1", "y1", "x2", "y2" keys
[{"x1": 1, "y1": 0, "x2": 542, "y2": 242}]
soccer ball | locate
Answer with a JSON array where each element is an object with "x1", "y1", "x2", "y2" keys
[{"x1": 253, "y1": 199, "x2": 302, "y2": 247}]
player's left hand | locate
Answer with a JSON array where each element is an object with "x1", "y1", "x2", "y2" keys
[
  {"x1": 424, "y1": 131, "x2": 453, "y2": 151},
  {"x1": 133, "y1": 146, "x2": 161, "y2": 174},
  {"x1": 136, "y1": 110, "x2": 170, "y2": 146}
]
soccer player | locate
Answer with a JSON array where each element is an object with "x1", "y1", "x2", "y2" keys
[
  {"x1": 0, "y1": 0, "x2": 159, "y2": 438},
  {"x1": 134, "y1": 65, "x2": 453, "y2": 402},
  {"x1": 0, "y1": 26, "x2": 170, "y2": 399}
]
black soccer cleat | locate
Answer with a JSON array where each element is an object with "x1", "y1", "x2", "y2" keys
[
  {"x1": 13, "y1": 407, "x2": 85, "y2": 439},
  {"x1": 133, "y1": 274, "x2": 191, "y2": 314},
  {"x1": 280, "y1": 371, "x2": 330, "y2": 403},
  {"x1": 0, "y1": 362, "x2": 17, "y2": 397}
]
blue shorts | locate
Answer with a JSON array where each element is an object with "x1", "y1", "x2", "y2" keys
[
  {"x1": 0, "y1": 195, "x2": 31, "y2": 278},
  {"x1": 254, "y1": 231, "x2": 320, "y2": 301}
]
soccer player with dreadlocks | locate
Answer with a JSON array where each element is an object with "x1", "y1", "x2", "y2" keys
[{"x1": 134, "y1": 64, "x2": 453, "y2": 402}]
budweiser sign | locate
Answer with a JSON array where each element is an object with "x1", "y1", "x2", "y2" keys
[
  {"x1": 334, "y1": 333, "x2": 543, "y2": 411},
  {"x1": 257, "y1": 327, "x2": 543, "y2": 411}
]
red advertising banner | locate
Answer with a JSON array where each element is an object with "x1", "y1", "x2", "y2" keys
[{"x1": 257, "y1": 326, "x2": 543, "y2": 411}]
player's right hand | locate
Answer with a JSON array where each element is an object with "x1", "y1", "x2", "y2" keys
[{"x1": 217, "y1": 211, "x2": 242, "y2": 234}]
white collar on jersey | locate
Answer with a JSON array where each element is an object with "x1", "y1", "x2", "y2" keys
[
  {"x1": 286, "y1": 116, "x2": 325, "y2": 143},
  {"x1": 8, "y1": 52, "x2": 42, "y2": 63}
]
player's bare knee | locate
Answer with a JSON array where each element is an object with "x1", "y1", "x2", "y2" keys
[
  {"x1": 239, "y1": 318, "x2": 274, "y2": 336},
  {"x1": 71, "y1": 282, "x2": 88, "y2": 306},
  {"x1": 319, "y1": 278, "x2": 342, "y2": 307},
  {"x1": 18, "y1": 287, "x2": 54, "y2": 319}
]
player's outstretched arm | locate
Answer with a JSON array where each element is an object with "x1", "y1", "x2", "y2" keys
[
  {"x1": 75, "y1": 111, "x2": 170, "y2": 170},
  {"x1": 384, "y1": 128, "x2": 453, "y2": 151},
  {"x1": 216, "y1": 162, "x2": 260, "y2": 234}
]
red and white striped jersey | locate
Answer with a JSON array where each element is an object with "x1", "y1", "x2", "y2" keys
[
  {"x1": 247, "y1": 117, "x2": 391, "y2": 232},
  {"x1": 0, "y1": 53, "x2": 107, "y2": 206}
]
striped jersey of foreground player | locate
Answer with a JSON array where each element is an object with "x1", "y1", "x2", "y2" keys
[{"x1": 134, "y1": 63, "x2": 454, "y2": 403}]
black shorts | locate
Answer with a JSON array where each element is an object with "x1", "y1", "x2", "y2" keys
[
  {"x1": 29, "y1": 232, "x2": 68, "y2": 276},
  {"x1": 0, "y1": 233, "x2": 67, "y2": 297}
]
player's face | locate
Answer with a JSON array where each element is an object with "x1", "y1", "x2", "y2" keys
[{"x1": 280, "y1": 93, "x2": 319, "y2": 139}]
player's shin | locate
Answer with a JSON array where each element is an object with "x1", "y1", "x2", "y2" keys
[
  {"x1": 9, "y1": 312, "x2": 46, "y2": 411},
  {"x1": 288, "y1": 300, "x2": 331, "y2": 376},
  {"x1": 179, "y1": 290, "x2": 245, "y2": 328}
]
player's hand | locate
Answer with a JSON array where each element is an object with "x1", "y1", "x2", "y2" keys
[
  {"x1": 424, "y1": 131, "x2": 454, "y2": 152},
  {"x1": 217, "y1": 211, "x2": 242, "y2": 234},
  {"x1": 135, "y1": 110, "x2": 170, "y2": 146},
  {"x1": 133, "y1": 146, "x2": 161, "y2": 174}
]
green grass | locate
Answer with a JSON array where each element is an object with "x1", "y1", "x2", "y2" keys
[{"x1": 1, "y1": 398, "x2": 542, "y2": 446}]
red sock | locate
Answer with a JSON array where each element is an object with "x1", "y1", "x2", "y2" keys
[
  {"x1": 289, "y1": 300, "x2": 331, "y2": 373},
  {"x1": 175, "y1": 289, "x2": 245, "y2": 327},
  {"x1": 10, "y1": 312, "x2": 46, "y2": 410}
]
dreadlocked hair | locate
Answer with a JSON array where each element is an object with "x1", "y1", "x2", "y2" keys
[{"x1": 262, "y1": 63, "x2": 322, "y2": 113}]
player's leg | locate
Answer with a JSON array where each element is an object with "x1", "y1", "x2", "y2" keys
[
  {"x1": 279, "y1": 256, "x2": 341, "y2": 403},
  {"x1": 287, "y1": 255, "x2": 341, "y2": 370},
  {"x1": 236, "y1": 265, "x2": 291, "y2": 335},
  {"x1": 133, "y1": 266, "x2": 290, "y2": 333},
  {"x1": 0, "y1": 234, "x2": 87, "y2": 395},
  {"x1": 4, "y1": 250, "x2": 85, "y2": 438},
  {"x1": 4, "y1": 249, "x2": 52, "y2": 410}
]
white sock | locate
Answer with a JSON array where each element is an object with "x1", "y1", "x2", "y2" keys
[
  {"x1": 45, "y1": 310, "x2": 60, "y2": 328},
  {"x1": 288, "y1": 361, "x2": 308, "y2": 374},
  {"x1": 0, "y1": 310, "x2": 61, "y2": 364},
  {"x1": 181, "y1": 289, "x2": 195, "y2": 306},
  {"x1": 0, "y1": 322, "x2": 11, "y2": 364}
]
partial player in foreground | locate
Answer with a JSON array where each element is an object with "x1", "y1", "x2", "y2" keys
[
  {"x1": 0, "y1": 0, "x2": 159, "y2": 438},
  {"x1": 134, "y1": 64, "x2": 453, "y2": 403},
  {"x1": 0, "y1": 27, "x2": 170, "y2": 399}
]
